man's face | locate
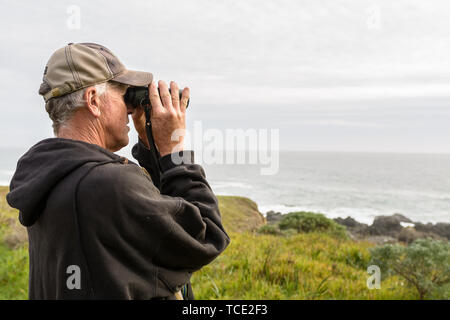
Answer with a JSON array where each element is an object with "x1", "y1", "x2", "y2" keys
[{"x1": 99, "y1": 83, "x2": 132, "y2": 152}]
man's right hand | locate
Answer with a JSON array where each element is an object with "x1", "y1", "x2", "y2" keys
[{"x1": 147, "y1": 80, "x2": 189, "y2": 157}]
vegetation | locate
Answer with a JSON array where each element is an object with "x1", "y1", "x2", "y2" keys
[
  {"x1": 0, "y1": 244, "x2": 28, "y2": 299},
  {"x1": 369, "y1": 238, "x2": 450, "y2": 299},
  {"x1": 191, "y1": 231, "x2": 416, "y2": 299},
  {"x1": 218, "y1": 195, "x2": 265, "y2": 233},
  {"x1": 258, "y1": 211, "x2": 347, "y2": 239},
  {"x1": 0, "y1": 186, "x2": 28, "y2": 300},
  {"x1": 0, "y1": 185, "x2": 447, "y2": 300}
]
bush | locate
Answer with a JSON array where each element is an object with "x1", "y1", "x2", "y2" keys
[
  {"x1": 369, "y1": 238, "x2": 450, "y2": 299},
  {"x1": 257, "y1": 224, "x2": 282, "y2": 236},
  {"x1": 278, "y1": 212, "x2": 347, "y2": 238}
]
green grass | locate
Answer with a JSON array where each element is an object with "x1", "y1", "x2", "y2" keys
[
  {"x1": 218, "y1": 195, "x2": 266, "y2": 233},
  {"x1": 0, "y1": 186, "x2": 419, "y2": 299},
  {"x1": 0, "y1": 244, "x2": 28, "y2": 300},
  {"x1": 191, "y1": 231, "x2": 416, "y2": 299},
  {"x1": 0, "y1": 186, "x2": 29, "y2": 300}
]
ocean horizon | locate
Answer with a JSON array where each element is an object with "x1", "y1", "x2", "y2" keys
[
  {"x1": 1, "y1": 147, "x2": 449, "y2": 225},
  {"x1": 203, "y1": 151, "x2": 450, "y2": 225}
]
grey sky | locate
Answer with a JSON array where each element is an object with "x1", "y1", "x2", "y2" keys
[{"x1": 0, "y1": 0, "x2": 449, "y2": 157}]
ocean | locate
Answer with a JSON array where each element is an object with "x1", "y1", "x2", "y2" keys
[
  {"x1": 202, "y1": 151, "x2": 450, "y2": 225},
  {"x1": 1, "y1": 147, "x2": 449, "y2": 225}
]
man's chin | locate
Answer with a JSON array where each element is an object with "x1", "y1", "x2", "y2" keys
[
  {"x1": 109, "y1": 136, "x2": 130, "y2": 153},
  {"x1": 121, "y1": 136, "x2": 130, "y2": 149}
]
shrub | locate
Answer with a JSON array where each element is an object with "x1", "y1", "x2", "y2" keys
[
  {"x1": 278, "y1": 211, "x2": 347, "y2": 238},
  {"x1": 369, "y1": 238, "x2": 450, "y2": 299},
  {"x1": 257, "y1": 224, "x2": 282, "y2": 236}
]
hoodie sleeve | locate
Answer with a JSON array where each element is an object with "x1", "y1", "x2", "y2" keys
[
  {"x1": 79, "y1": 148, "x2": 230, "y2": 273},
  {"x1": 153, "y1": 152, "x2": 230, "y2": 271}
]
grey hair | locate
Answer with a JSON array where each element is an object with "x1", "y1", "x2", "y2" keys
[{"x1": 45, "y1": 81, "x2": 126, "y2": 135}]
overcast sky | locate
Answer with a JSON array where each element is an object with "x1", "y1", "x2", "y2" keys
[{"x1": 0, "y1": 0, "x2": 449, "y2": 157}]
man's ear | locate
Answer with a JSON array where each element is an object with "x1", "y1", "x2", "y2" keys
[{"x1": 83, "y1": 86, "x2": 102, "y2": 118}]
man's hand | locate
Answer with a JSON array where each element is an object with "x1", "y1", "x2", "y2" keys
[{"x1": 131, "y1": 80, "x2": 189, "y2": 157}]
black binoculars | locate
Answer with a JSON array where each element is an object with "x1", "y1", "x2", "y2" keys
[{"x1": 124, "y1": 86, "x2": 190, "y2": 109}]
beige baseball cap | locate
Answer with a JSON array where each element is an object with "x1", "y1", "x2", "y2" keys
[{"x1": 39, "y1": 42, "x2": 153, "y2": 102}]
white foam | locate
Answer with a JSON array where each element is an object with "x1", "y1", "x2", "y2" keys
[
  {"x1": 257, "y1": 203, "x2": 450, "y2": 224},
  {"x1": 211, "y1": 181, "x2": 254, "y2": 189},
  {"x1": 258, "y1": 204, "x2": 391, "y2": 225},
  {"x1": 400, "y1": 222, "x2": 415, "y2": 228},
  {"x1": 258, "y1": 204, "x2": 309, "y2": 215}
]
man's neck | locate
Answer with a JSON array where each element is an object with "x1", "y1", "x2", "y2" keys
[{"x1": 57, "y1": 122, "x2": 107, "y2": 151}]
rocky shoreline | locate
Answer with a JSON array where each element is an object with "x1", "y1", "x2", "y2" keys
[{"x1": 265, "y1": 211, "x2": 450, "y2": 245}]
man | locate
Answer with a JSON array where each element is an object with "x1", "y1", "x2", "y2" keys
[{"x1": 6, "y1": 42, "x2": 230, "y2": 299}]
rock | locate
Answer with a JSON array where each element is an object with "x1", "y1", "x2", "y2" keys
[
  {"x1": 398, "y1": 228, "x2": 422, "y2": 244},
  {"x1": 397, "y1": 227, "x2": 445, "y2": 244},
  {"x1": 391, "y1": 213, "x2": 413, "y2": 223},
  {"x1": 334, "y1": 216, "x2": 370, "y2": 237},
  {"x1": 414, "y1": 222, "x2": 450, "y2": 240},
  {"x1": 332, "y1": 213, "x2": 449, "y2": 245},
  {"x1": 369, "y1": 214, "x2": 412, "y2": 237},
  {"x1": 334, "y1": 216, "x2": 360, "y2": 228},
  {"x1": 266, "y1": 211, "x2": 283, "y2": 224}
]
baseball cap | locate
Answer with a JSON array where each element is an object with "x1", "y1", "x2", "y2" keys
[{"x1": 39, "y1": 42, "x2": 153, "y2": 102}]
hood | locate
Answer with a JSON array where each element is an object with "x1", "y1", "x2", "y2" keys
[{"x1": 6, "y1": 138, "x2": 126, "y2": 227}]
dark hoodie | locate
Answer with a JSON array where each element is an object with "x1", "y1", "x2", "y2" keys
[{"x1": 6, "y1": 137, "x2": 230, "y2": 299}]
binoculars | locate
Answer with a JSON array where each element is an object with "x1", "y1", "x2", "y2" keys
[
  {"x1": 124, "y1": 86, "x2": 190, "y2": 109},
  {"x1": 123, "y1": 85, "x2": 190, "y2": 181}
]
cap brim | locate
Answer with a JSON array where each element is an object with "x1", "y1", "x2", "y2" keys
[{"x1": 112, "y1": 69, "x2": 153, "y2": 87}]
